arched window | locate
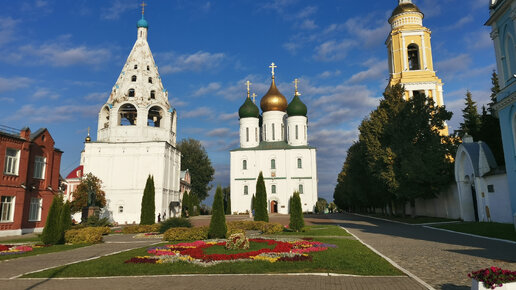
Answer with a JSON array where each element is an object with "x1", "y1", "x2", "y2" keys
[
  {"x1": 299, "y1": 184, "x2": 304, "y2": 194},
  {"x1": 295, "y1": 125, "x2": 299, "y2": 140},
  {"x1": 150, "y1": 90, "x2": 156, "y2": 99},
  {"x1": 147, "y1": 106, "x2": 163, "y2": 127},
  {"x1": 134, "y1": 64, "x2": 138, "y2": 69},
  {"x1": 304, "y1": 125, "x2": 307, "y2": 140},
  {"x1": 264, "y1": 125, "x2": 267, "y2": 140},
  {"x1": 119, "y1": 103, "x2": 137, "y2": 126},
  {"x1": 407, "y1": 44, "x2": 420, "y2": 70},
  {"x1": 147, "y1": 65, "x2": 150, "y2": 71},
  {"x1": 272, "y1": 123, "x2": 275, "y2": 140},
  {"x1": 148, "y1": 77, "x2": 153, "y2": 84},
  {"x1": 131, "y1": 75, "x2": 137, "y2": 82},
  {"x1": 101, "y1": 106, "x2": 110, "y2": 129},
  {"x1": 243, "y1": 160, "x2": 247, "y2": 170},
  {"x1": 246, "y1": 127, "x2": 249, "y2": 142},
  {"x1": 297, "y1": 158, "x2": 302, "y2": 169},
  {"x1": 271, "y1": 185, "x2": 276, "y2": 194},
  {"x1": 281, "y1": 124, "x2": 284, "y2": 139},
  {"x1": 271, "y1": 159, "x2": 276, "y2": 169},
  {"x1": 128, "y1": 89, "x2": 135, "y2": 97},
  {"x1": 244, "y1": 185, "x2": 248, "y2": 195},
  {"x1": 118, "y1": 206, "x2": 123, "y2": 213},
  {"x1": 255, "y1": 128, "x2": 258, "y2": 142},
  {"x1": 504, "y1": 33, "x2": 516, "y2": 78}
]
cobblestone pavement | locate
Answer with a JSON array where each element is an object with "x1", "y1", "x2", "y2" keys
[{"x1": 304, "y1": 213, "x2": 516, "y2": 290}]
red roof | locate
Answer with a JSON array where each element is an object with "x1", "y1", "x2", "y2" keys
[{"x1": 66, "y1": 165, "x2": 83, "y2": 179}]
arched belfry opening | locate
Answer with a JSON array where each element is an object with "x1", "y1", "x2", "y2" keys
[
  {"x1": 407, "y1": 44, "x2": 420, "y2": 70},
  {"x1": 119, "y1": 103, "x2": 138, "y2": 126},
  {"x1": 101, "y1": 106, "x2": 110, "y2": 129},
  {"x1": 147, "y1": 106, "x2": 163, "y2": 127}
]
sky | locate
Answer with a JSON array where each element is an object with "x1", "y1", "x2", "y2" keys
[{"x1": 0, "y1": 0, "x2": 496, "y2": 205}]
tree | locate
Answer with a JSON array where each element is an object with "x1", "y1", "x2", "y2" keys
[
  {"x1": 251, "y1": 194, "x2": 256, "y2": 213},
  {"x1": 328, "y1": 202, "x2": 337, "y2": 213},
  {"x1": 57, "y1": 201, "x2": 72, "y2": 244},
  {"x1": 315, "y1": 198, "x2": 328, "y2": 214},
  {"x1": 208, "y1": 185, "x2": 227, "y2": 238},
  {"x1": 41, "y1": 195, "x2": 63, "y2": 245},
  {"x1": 70, "y1": 173, "x2": 106, "y2": 213},
  {"x1": 289, "y1": 191, "x2": 304, "y2": 232},
  {"x1": 460, "y1": 90, "x2": 481, "y2": 140},
  {"x1": 178, "y1": 138, "x2": 215, "y2": 201},
  {"x1": 181, "y1": 191, "x2": 190, "y2": 217},
  {"x1": 222, "y1": 186, "x2": 231, "y2": 215},
  {"x1": 254, "y1": 172, "x2": 269, "y2": 222},
  {"x1": 140, "y1": 175, "x2": 155, "y2": 225}
]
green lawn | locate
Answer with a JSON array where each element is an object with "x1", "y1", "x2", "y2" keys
[
  {"x1": 366, "y1": 214, "x2": 459, "y2": 224},
  {"x1": 278, "y1": 225, "x2": 351, "y2": 236},
  {"x1": 433, "y1": 222, "x2": 516, "y2": 242},
  {"x1": 0, "y1": 243, "x2": 90, "y2": 261},
  {"x1": 23, "y1": 236, "x2": 401, "y2": 277}
]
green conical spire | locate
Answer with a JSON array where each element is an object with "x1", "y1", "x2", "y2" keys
[
  {"x1": 287, "y1": 94, "x2": 307, "y2": 117},
  {"x1": 239, "y1": 97, "x2": 259, "y2": 118}
]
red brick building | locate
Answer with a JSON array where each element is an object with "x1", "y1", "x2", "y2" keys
[{"x1": 0, "y1": 126, "x2": 62, "y2": 236}]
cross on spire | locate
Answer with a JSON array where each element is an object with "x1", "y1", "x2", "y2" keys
[
  {"x1": 269, "y1": 62, "x2": 277, "y2": 77},
  {"x1": 141, "y1": 1, "x2": 147, "y2": 15},
  {"x1": 246, "y1": 80, "x2": 252, "y2": 98},
  {"x1": 251, "y1": 93, "x2": 257, "y2": 104},
  {"x1": 87, "y1": 127, "x2": 90, "y2": 136},
  {"x1": 294, "y1": 78, "x2": 301, "y2": 96}
]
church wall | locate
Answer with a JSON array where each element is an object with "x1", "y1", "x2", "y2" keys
[
  {"x1": 404, "y1": 183, "x2": 461, "y2": 219},
  {"x1": 481, "y1": 174, "x2": 512, "y2": 223}
]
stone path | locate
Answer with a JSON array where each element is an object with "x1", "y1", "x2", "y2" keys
[{"x1": 305, "y1": 213, "x2": 516, "y2": 290}]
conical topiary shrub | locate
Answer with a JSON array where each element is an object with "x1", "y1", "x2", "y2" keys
[
  {"x1": 57, "y1": 201, "x2": 73, "y2": 244},
  {"x1": 289, "y1": 191, "x2": 304, "y2": 232},
  {"x1": 254, "y1": 172, "x2": 269, "y2": 222},
  {"x1": 140, "y1": 175, "x2": 155, "y2": 225},
  {"x1": 41, "y1": 195, "x2": 63, "y2": 245},
  {"x1": 208, "y1": 185, "x2": 227, "y2": 238}
]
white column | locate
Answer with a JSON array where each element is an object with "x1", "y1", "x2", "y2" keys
[
  {"x1": 402, "y1": 35, "x2": 407, "y2": 71},
  {"x1": 421, "y1": 34, "x2": 428, "y2": 70}
]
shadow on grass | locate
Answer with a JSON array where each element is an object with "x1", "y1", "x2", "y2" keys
[{"x1": 25, "y1": 264, "x2": 70, "y2": 290}]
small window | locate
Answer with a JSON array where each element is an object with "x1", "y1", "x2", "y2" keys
[
  {"x1": 147, "y1": 65, "x2": 150, "y2": 71},
  {"x1": 255, "y1": 128, "x2": 258, "y2": 142},
  {"x1": 128, "y1": 89, "x2": 135, "y2": 97},
  {"x1": 131, "y1": 75, "x2": 137, "y2": 82},
  {"x1": 33, "y1": 156, "x2": 46, "y2": 179},
  {"x1": 244, "y1": 185, "x2": 248, "y2": 195},
  {"x1": 118, "y1": 206, "x2": 124, "y2": 213},
  {"x1": 29, "y1": 198, "x2": 42, "y2": 221},
  {"x1": 281, "y1": 124, "x2": 284, "y2": 139},
  {"x1": 272, "y1": 123, "x2": 275, "y2": 140},
  {"x1": 4, "y1": 148, "x2": 19, "y2": 175},
  {"x1": 304, "y1": 125, "x2": 307, "y2": 140},
  {"x1": 297, "y1": 158, "x2": 302, "y2": 169},
  {"x1": 295, "y1": 125, "x2": 299, "y2": 140},
  {"x1": 299, "y1": 184, "x2": 304, "y2": 194},
  {"x1": 264, "y1": 125, "x2": 267, "y2": 140},
  {"x1": 148, "y1": 77, "x2": 152, "y2": 84},
  {"x1": 271, "y1": 159, "x2": 276, "y2": 169},
  {"x1": 407, "y1": 44, "x2": 420, "y2": 70},
  {"x1": 0, "y1": 196, "x2": 14, "y2": 222},
  {"x1": 246, "y1": 127, "x2": 249, "y2": 142},
  {"x1": 243, "y1": 160, "x2": 247, "y2": 170},
  {"x1": 487, "y1": 185, "x2": 495, "y2": 193},
  {"x1": 134, "y1": 64, "x2": 138, "y2": 69},
  {"x1": 150, "y1": 90, "x2": 156, "y2": 99},
  {"x1": 271, "y1": 185, "x2": 276, "y2": 194}
]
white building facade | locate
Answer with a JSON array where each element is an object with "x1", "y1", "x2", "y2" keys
[
  {"x1": 230, "y1": 67, "x2": 318, "y2": 214},
  {"x1": 81, "y1": 14, "x2": 181, "y2": 224}
]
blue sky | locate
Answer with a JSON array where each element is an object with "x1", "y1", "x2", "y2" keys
[{"x1": 0, "y1": 0, "x2": 496, "y2": 204}]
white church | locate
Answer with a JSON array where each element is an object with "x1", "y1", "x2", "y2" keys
[
  {"x1": 78, "y1": 11, "x2": 182, "y2": 224},
  {"x1": 230, "y1": 64, "x2": 318, "y2": 214}
]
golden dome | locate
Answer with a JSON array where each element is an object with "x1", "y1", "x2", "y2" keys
[
  {"x1": 260, "y1": 77, "x2": 288, "y2": 112},
  {"x1": 85, "y1": 135, "x2": 91, "y2": 142},
  {"x1": 390, "y1": 3, "x2": 423, "y2": 20}
]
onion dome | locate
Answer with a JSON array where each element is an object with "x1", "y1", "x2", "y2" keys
[
  {"x1": 390, "y1": 2, "x2": 423, "y2": 21},
  {"x1": 137, "y1": 15, "x2": 148, "y2": 28},
  {"x1": 260, "y1": 77, "x2": 288, "y2": 112},
  {"x1": 287, "y1": 94, "x2": 307, "y2": 117},
  {"x1": 85, "y1": 135, "x2": 91, "y2": 142},
  {"x1": 239, "y1": 97, "x2": 259, "y2": 118}
]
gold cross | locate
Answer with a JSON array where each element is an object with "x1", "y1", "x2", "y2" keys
[
  {"x1": 87, "y1": 127, "x2": 90, "y2": 136},
  {"x1": 294, "y1": 78, "x2": 299, "y2": 95},
  {"x1": 252, "y1": 93, "x2": 257, "y2": 104},
  {"x1": 246, "y1": 80, "x2": 252, "y2": 98},
  {"x1": 141, "y1": 1, "x2": 147, "y2": 15},
  {"x1": 269, "y1": 62, "x2": 277, "y2": 76}
]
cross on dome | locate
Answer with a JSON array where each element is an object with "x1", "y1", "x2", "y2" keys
[
  {"x1": 269, "y1": 62, "x2": 277, "y2": 77},
  {"x1": 141, "y1": 1, "x2": 147, "y2": 15},
  {"x1": 252, "y1": 93, "x2": 257, "y2": 104},
  {"x1": 294, "y1": 78, "x2": 301, "y2": 96},
  {"x1": 246, "y1": 80, "x2": 252, "y2": 98}
]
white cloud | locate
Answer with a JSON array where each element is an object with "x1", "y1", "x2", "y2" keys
[
  {"x1": 0, "y1": 77, "x2": 32, "y2": 93},
  {"x1": 261, "y1": 0, "x2": 298, "y2": 11},
  {"x1": 206, "y1": 128, "x2": 237, "y2": 137},
  {"x1": 296, "y1": 6, "x2": 317, "y2": 19},
  {"x1": 160, "y1": 51, "x2": 226, "y2": 74},
  {"x1": 447, "y1": 15, "x2": 474, "y2": 30},
  {"x1": 347, "y1": 58, "x2": 388, "y2": 84},
  {"x1": 102, "y1": 0, "x2": 138, "y2": 20},
  {"x1": 32, "y1": 88, "x2": 60, "y2": 100},
  {"x1": 465, "y1": 29, "x2": 493, "y2": 50},
  {"x1": 300, "y1": 19, "x2": 317, "y2": 30},
  {"x1": 317, "y1": 70, "x2": 341, "y2": 79},
  {"x1": 314, "y1": 39, "x2": 356, "y2": 61},
  {"x1": 435, "y1": 54, "x2": 472, "y2": 75},
  {"x1": 219, "y1": 112, "x2": 238, "y2": 121},
  {"x1": 5, "y1": 104, "x2": 99, "y2": 123},
  {"x1": 343, "y1": 16, "x2": 390, "y2": 47},
  {"x1": 194, "y1": 82, "x2": 222, "y2": 97},
  {"x1": 180, "y1": 107, "x2": 214, "y2": 119},
  {"x1": 0, "y1": 97, "x2": 14, "y2": 103},
  {"x1": 0, "y1": 17, "x2": 19, "y2": 47},
  {"x1": 84, "y1": 92, "x2": 108, "y2": 101}
]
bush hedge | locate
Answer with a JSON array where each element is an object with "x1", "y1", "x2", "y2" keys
[
  {"x1": 226, "y1": 221, "x2": 283, "y2": 234},
  {"x1": 163, "y1": 226, "x2": 208, "y2": 241},
  {"x1": 64, "y1": 227, "x2": 110, "y2": 244},
  {"x1": 159, "y1": 217, "x2": 192, "y2": 234},
  {"x1": 122, "y1": 224, "x2": 161, "y2": 234}
]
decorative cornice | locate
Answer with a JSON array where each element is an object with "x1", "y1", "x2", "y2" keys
[
  {"x1": 490, "y1": 28, "x2": 499, "y2": 40},
  {"x1": 492, "y1": 91, "x2": 516, "y2": 112}
]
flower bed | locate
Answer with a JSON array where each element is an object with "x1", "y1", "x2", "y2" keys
[
  {"x1": 125, "y1": 238, "x2": 336, "y2": 267},
  {"x1": 0, "y1": 244, "x2": 48, "y2": 256},
  {"x1": 469, "y1": 267, "x2": 516, "y2": 289}
]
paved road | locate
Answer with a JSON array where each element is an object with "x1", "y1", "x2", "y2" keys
[{"x1": 304, "y1": 213, "x2": 516, "y2": 290}]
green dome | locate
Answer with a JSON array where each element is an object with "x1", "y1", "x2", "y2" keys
[
  {"x1": 137, "y1": 16, "x2": 148, "y2": 28},
  {"x1": 239, "y1": 98, "x2": 259, "y2": 118},
  {"x1": 287, "y1": 94, "x2": 307, "y2": 117}
]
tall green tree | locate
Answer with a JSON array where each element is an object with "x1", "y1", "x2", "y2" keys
[
  {"x1": 460, "y1": 90, "x2": 481, "y2": 140},
  {"x1": 70, "y1": 173, "x2": 106, "y2": 213},
  {"x1": 41, "y1": 195, "x2": 63, "y2": 245},
  {"x1": 289, "y1": 191, "x2": 304, "y2": 232},
  {"x1": 57, "y1": 201, "x2": 72, "y2": 244},
  {"x1": 178, "y1": 138, "x2": 215, "y2": 201},
  {"x1": 222, "y1": 186, "x2": 231, "y2": 215},
  {"x1": 208, "y1": 186, "x2": 227, "y2": 238},
  {"x1": 181, "y1": 192, "x2": 190, "y2": 217},
  {"x1": 254, "y1": 172, "x2": 269, "y2": 222},
  {"x1": 315, "y1": 198, "x2": 328, "y2": 214},
  {"x1": 140, "y1": 175, "x2": 155, "y2": 225}
]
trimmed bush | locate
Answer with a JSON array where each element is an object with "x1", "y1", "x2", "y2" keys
[
  {"x1": 262, "y1": 222, "x2": 284, "y2": 234},
  {"x1": 122, "y1": 224, "x2": 161, "y2": 234},
  {"x1": 289, "y1": 191, "x2": 304, "y2": 232},
  {"x1": 159, "y1": 217, "x2": 192, "y2": 233},
  {"x1": 83, "y1": 215, "x2": 111, "y2": 227},
  {"x1": 140, "y1": 175, "x2": 156, "y2": 225},
  {"x1": 208, "y1": 186, "x2": 227, "y2": 238},
  {"x1": 226, "y1": 221, "x2": 283, "y2": 235},
  {"x1": 254, "y1": 172, "x2": 269, "y2": 222},
  {"x1": 163, "y1": 226, "x2": 208, "y2": 241},
  {"x1": 57, "y1": 201, "x2": 73, "y2": 244},
  {"x1": 41, "y1": 195, "x2": 63, "y2": 245},
  {"x1": 64, "y1": 227, "x2": 109, "y2": 244}
]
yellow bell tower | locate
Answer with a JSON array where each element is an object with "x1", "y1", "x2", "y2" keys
[{"x1": 386, "y1": 0, "x2": 448, "y2": 135}]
